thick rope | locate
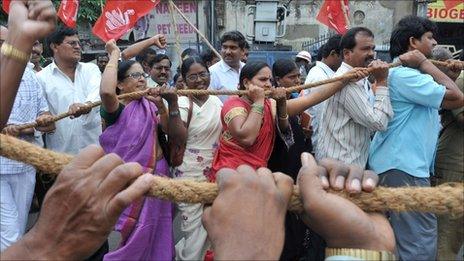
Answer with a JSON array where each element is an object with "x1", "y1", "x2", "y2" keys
[
  {"x1": 1, "y1": 134, "x2": 462, "y2": 218},
  {"x1": 12, "y1": 59, "x2": 462, "y2": 131}
]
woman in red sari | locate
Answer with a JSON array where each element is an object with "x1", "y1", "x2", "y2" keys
[{"x1": 212, "y1": 61, "x2": 292, "y2": 176}]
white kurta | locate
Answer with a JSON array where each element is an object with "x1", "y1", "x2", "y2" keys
[
  {"x1": 174, "y1": 95, "x2": 222, "y2": 260},
  {"x1": 37, "y1": 62, "x2": 102, "y2": 155}
]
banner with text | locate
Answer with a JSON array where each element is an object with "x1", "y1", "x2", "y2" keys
[
  {"x1": 427, "y1": 0, "x2": 464, "y2": 23},
  {"x1": 130, "y1": 1, "x2": 199, "y2": 43}
]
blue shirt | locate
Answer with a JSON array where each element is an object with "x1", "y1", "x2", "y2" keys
[{"x1": 368, "y1": 63, "x2": 446, "y2": 178}]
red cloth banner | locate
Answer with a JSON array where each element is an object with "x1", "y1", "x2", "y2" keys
[
  {"x1": 316, "y1": 0, "x2": 350, "y2": 34},
  {"x1": 2, "y1": 0, "x2": 11, "y2": 13},
  {"x1": 92, "y1": 0, "x2": 160, "y2": 42},
  {"x1": 57, "y1": 0, "x2": 80, "y2": 28}
]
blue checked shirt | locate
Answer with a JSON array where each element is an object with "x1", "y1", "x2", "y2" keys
[{"x1": 0, "y1": 67, "x2": 49, "y2": 175}]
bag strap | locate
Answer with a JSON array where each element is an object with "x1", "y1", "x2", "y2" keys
[{"x1": 186, "y1": 97, "x2": 194, "y2": 128}]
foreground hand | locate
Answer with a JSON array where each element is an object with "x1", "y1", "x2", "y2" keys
[
  {"x1": 2, "y1": 124, "x2": 20, "y2": 136},
  {"x1": 69, "y1": 103, "x2": 92, "y2": 119},
  {"x1": 297, "y1": 153, "x2": 395, "y2": 252},
  {"x1": 105, "y1": 39, "x2": 120, "y2": 56},
  {"x1": 247, "y1": 84, "x2": 265, "y2": 104},
  {"x1": 399, "y1": 50, "x2": 427, "y2": 69},
  {"x1": 202, "y1": 165, "x2": 293, "y2": 260},
  {"x1": 8, "y1": 145, "x2": 154, "y2": 260},
  {"x1": 347, "y1": 67, "x2": 370, "y2": 83},
  {"x1": 152, "y1": 34, "x2": 167, "y2": 49},
  {"x1": 271, "y1": 87, "x2": 287, "y2": 102},
  {"x1": 368, "y1": 60, "x2": 390, "y2": 84},
  {"x1": 7, "y1": 0, "x2": 57, "y2": 43}
]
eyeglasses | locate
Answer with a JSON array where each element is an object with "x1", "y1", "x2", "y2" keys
[
  {"x1": 186, "y1": 72, "x2": 210, "y2": 82},
  {"x1": 63, "y1": 40, "x2": 81, "y2": 47},
  {"x1": 124, "y1": 72, "x2": 149, "y2": 80}
]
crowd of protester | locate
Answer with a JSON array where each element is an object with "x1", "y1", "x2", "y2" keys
[{"x1": 1, "y1": 1, "x2": 463, "y2": 260}]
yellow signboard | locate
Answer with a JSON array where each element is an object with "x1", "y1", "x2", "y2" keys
[{"x1": 427, "y1": 0, "x2": 464, "y2": 23}]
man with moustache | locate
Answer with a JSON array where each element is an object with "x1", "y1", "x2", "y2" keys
[
  {"x1": 209, "y1": 31, "x2": 247, "y2": 102},
  {"x1": 37, "y1": 27, "x2": 102, "y2": 156},
  {"x1": 30, "y1": 41, "x2": 44, "y2": 72},
  {"x1": 316, "y1": 27, "x2": 393, "y2": 169},
  {"x1": 147, "y1": 53, "x2": 172, "y2": 88}
]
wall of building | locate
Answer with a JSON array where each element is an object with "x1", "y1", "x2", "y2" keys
[{"x1": 218, "y1": 0, "x2": 415, "y2": 51}]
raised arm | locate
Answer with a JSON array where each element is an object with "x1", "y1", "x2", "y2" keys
[
  {"x1": 227, "y1": 86, "x2": 265, "y2": 147},
  {"x1": 400, "y1": 50, "x2": 464, "y2": 110},
  {"x1": 286, "y1": 68, "x2": 370, "y2": 116},
  {"x1": 0, "y1": 0, "x2": 56, "y2": 129},
  {"x1": 121, "y1": 34, "x2": 167, "y2": 61},
  {"x1": 99, "y1": 40, "x2": 121, "y2": 113}
]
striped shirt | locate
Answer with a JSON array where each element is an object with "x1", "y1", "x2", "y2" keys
[
  {"x1": 316, "y1": 62, "x2": 393, "y2": 167},
  {"x1": 0, "y1": 67, "x2": 49, "y2": 174}
]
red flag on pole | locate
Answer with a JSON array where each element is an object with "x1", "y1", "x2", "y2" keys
[
  {"x1": 2, "y1": 0, "x2": 11, "y2": 13},
  {"x1": 316, "y1": 0, "x2": 350, "y2": 34},
  {"x1": 57, "y1": 0, "x2": 80, "y2": 28},
  {"x1": 92, "y1": 0, "x2": 160, "y2": 42}
]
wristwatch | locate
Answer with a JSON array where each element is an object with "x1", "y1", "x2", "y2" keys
[{"x1": 169, "y1": 110, "x2": 180, "y2": 117}]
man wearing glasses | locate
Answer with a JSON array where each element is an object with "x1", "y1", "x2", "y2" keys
[{"x1": 37, "y1": 27, "x2": 102, "y2": 156}]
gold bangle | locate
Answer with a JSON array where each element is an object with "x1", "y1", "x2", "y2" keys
[
  {"x1": 1, "y1": 43, "x2": 29, "y2": 63},
  {"x1": 105, "y1": 63, "x2": 118, "y2": 69},
  {"x1": 278, "y1": 114, "x2": 289, "y2": 120},
  {"x1": 325, "y1": 248, "x2": 395, "y2": 261}
]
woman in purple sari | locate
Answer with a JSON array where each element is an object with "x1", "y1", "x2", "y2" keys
[{"x1": 99, "y1": 40, "x2": 173, "y2": 260}]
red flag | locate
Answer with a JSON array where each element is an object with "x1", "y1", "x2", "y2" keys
[
  {"x1": 316, "y1": 0, "x2": 350, "y2": 34},
  {"x1": 92, "y1": 0, "x2": 159, "y2": 42},
  {"x1": 57, "y1": 0, "x2": 80, "y2": 28},
  {"x1": 2, "y1": 0, "x2": 11, "y2": 13}
]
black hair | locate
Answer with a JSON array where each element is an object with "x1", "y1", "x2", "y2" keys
[
  {"x1": 180, "y1": 56, "x2": 209, "y2": 80},
  {"x1": 149, "y1": 53, "x2": 172, "y2": 69},
  {"x1": 317, "y1": 44, "x2": 324, "y2": 61},
  {"x1": 220, "y1": 30, "x2": 247, "y2": 49},
  {"x1": 200, "y1": 49, "x2": 216, "y2": 64},
  {"x1": 239, "y1": 61, "x2": 270, "y2": 90},
  {"x1": 135, "y1": 48, "x2": 157, "y2": 63},
  {"x1": 46, "y1": 27, "x2": 78, "y2": 56},
  {"x1": 339, "y1": 27, "x2": 374, "y2": 55},
  {"x1": 272, "y1": 59, "x2": 298, "y2": 80},
  {"x1": 181, "y1": 48, "x2": 199, "y2": 60},
  {"x1": 173, "y1": 73, "x2": 181, "y2": 84},
  {"x1": 390, "y1": 15, "x2": 438, "y2": 59},
  {"x1": 96, "y1": 53, "x2": 109, "y2": 60},
  {"x1": 243, "y1": 41, "x2": 250, "y2": 50},
  {"x1": 321, "y1": 34, "x2": 342, "y2": 58},
  {"x1": 117, "y1": 60, "x2": 138, "y2": 82},
  {"x1": 460, "y1": 50, "x2": 464, "y2": 61}
]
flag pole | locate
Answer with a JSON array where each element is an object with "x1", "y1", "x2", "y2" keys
[
  {"x1": 168, "y1": 0, "x2": 222, "y2": 60},
  {"x1": 341, "y1": 0, "x2": 351, "y2": 30}
]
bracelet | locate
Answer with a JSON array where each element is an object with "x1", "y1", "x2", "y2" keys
[
  {"x1": 169, "y1": 110, "x2": 180, "y2": 117},
  {"x1": 251, "y1": 103, "x2": 264, "y2": 115},
  {"x1": 325, "y1": 248, "x2": 395, "y2": 261},
  {"x1": 1, "y1": 43, "x2": 29, "y2": 63},
  {"x1": 278, "y1": 114, "x2": 289, "y2": 120},
  {"x1": 105, "y1": 63, "x2": 117, "y2": 69}
]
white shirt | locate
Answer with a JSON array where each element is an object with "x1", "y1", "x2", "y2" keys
[
  {"x1": 209, "y1": 60, "x2": 245, "y2": 103},
  {"x1": 316, "y1": 62, "x2": 393, "y2": 167},
  {"x1": 37, "y1": 61, "x2": 102, "y2": 155},
  {"x1": 303, "y1": 61, "x2": 336, "y2": 151}
]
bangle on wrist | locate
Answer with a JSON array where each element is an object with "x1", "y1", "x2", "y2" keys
[
  {"x1": 278, "y1": 114, "x2": 288, "y2": 120},
  {"x1": 169, "y1": 110, "x2": 180, "y2": 117},
  {"x1": 105, "y1": 63, "x2": 117, "y2": 69},
  {"x1": 1, "y1": 43, "x2": 29, "y2": 63},
  {"x1": 251, "y1": 103, "x2": 264, "y2": 115}
]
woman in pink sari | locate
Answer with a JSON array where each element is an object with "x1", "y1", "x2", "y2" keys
[
  {"x1": 211, "y1": 61, "x2": 293, "y2": 177},
  {"x1": 98, "y1": 40, "x2": 173, "y2": 260}
]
